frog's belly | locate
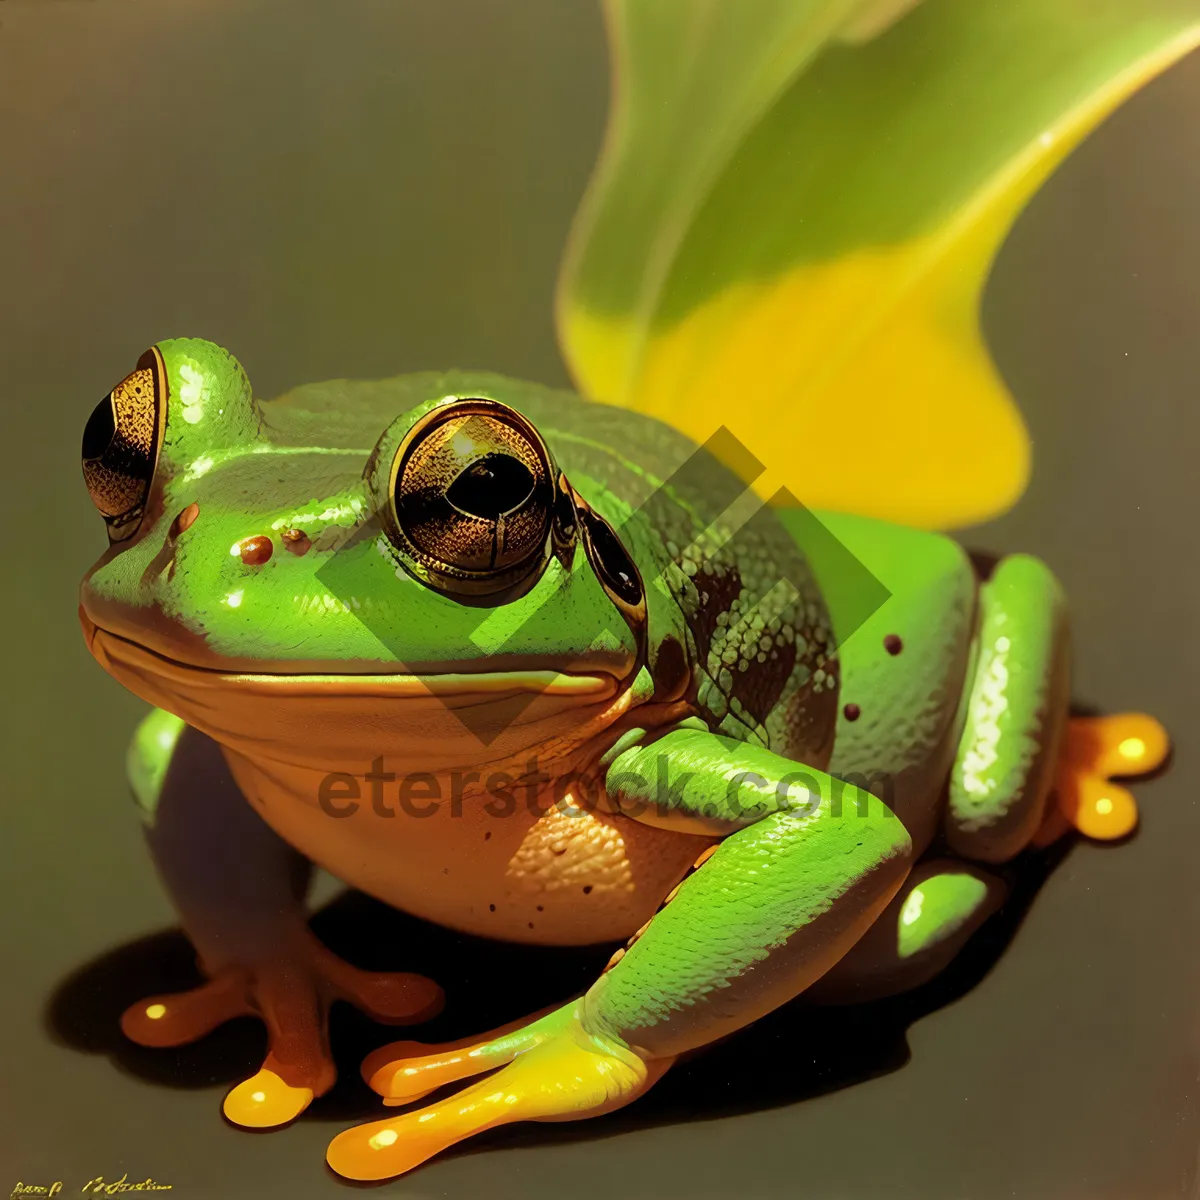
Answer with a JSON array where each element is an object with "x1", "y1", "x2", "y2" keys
[{"x1": 224, "y1": 750, "x2": 714, "y2": 946}]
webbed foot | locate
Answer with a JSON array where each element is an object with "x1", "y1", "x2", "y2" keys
[
  {"x1": 120, "y1": 932, "x2": 443, "y2": 1128},
  {"x1": 326, "y1": 1001, "x2": 665, "y2": 1181},
  {"x1": 1034, "y1": 713, "x2": 1169, "y2": 844}
]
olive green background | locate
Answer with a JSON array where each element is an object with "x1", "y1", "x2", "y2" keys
[{"x1": 2, "y1": 2, "x2": 1199, "y2": 1197}]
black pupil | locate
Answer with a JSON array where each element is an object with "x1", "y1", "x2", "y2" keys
[
  {"x1": 82, "y1": 395, "x2": 116, "y2": 461},
  {"x1": 447, "y1": 453, "x2": 535, "y2": 520}
]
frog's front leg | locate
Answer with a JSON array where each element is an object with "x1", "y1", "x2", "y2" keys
[
  {"x1": 326, "y1": 728, "x2": 911, "y2": 1180},
  {"x1": 122, "y1": 713, "x2": 443, "y2": 1127}
]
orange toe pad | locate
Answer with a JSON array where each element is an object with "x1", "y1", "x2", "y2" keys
[
  {"x1": 224, "y1": 1068, "x2": 314, "y2": 1128},
  {"x1": 1041, "y1": 713, "x2": 1169, "y2": 843}
]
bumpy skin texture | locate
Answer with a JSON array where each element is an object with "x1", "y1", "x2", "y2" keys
[
  {"x1": 595, "y1": 728, "x2": 911, "y2": 1055},
  {"x1": 947, "y1": 553, "x2": 1070, "y2": 861},
  {"x1": 84, "y1": 340, "x2": 1074, "y2": 1179}
]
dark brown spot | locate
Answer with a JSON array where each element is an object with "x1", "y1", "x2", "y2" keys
[
  {"x1": 884, "y1": 634, "x2": 903, "y2": 656},
  {"x1": 843, "y1": 703, "x2": 861, "y2": 722},
  {"x1": 488, "y1": 904, "x2": 496, "y2": 912},
  {"x1": 237, "y1": 535, "x2": 274, "y2": 566},
  {"x1": 483, "y1": 830, "x2": 492, "y2": 841},
  {"x1": 653, "y1": 634, "x2": 690, "y2": 700},
  {"x1": 536, "y1": 905, "x2": 544, "y2": 912},
  {"x1": 527, "y1": 922, "x2": 534, "y2": 929},
  {"x1": 582, "y1": 885, "x2": 593, "y2": 895},
  {"x1": 281, "y1": 528, "x2": 311, "y2": 556},
  {"x1": 172, "y1": 502, "x2": 199, "y2": 537}
]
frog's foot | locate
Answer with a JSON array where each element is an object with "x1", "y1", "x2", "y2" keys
[
  {"x1": 326, "y1": 1000, "x2": 668, "y2": 1181},
  {"x1": 1034, "y1": 713, "x2": 1170, "y2": 846},
  {"x1": 120, "y1": 934, "x2": 443, "y2": 1129}
]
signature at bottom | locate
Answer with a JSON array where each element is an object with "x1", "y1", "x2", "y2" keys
[{"x1": 11, "y1": 1176, "x2": 172, "y2": 1198}]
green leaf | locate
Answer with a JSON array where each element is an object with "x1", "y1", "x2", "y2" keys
[{"x1": 558, "y1": 0, "x2": 1200, "y2": 528}]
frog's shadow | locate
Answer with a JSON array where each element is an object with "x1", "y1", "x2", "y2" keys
[{"x1": 46, "y1": 831, "x2": 1070, "y2": 1161}]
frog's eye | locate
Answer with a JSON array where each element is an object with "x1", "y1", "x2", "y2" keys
[
  {"x1": 81, "y1": 347, "x2": 167, "y2": 541},
  {"x1": 562, "y1": 483, "x2": 647, "y2": 629},
  {"x1": 386, "y1": 398, "x2": 559, "y2": 599}
]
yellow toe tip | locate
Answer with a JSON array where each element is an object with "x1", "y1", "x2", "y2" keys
[
  {"x1": 223, "y1": 1068, "x2": 313, "y2": 1128},
  {"x1": 1069, "y1": 781, "x2": 1139, "y2": 841},
  {"x1": 1057, "y1": 714, "x2": 1167, "y2": 841},
  {"x1": 326, "y1": 1122, "x2": 423, "y2": 1182},
  {"x1": 1067, "y1": 714, "x2": 1170, "y2": 778}
]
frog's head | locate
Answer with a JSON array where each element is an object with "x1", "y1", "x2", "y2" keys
[{"x1": 79, "y1": 338, "x2": 648, "y2": 774}]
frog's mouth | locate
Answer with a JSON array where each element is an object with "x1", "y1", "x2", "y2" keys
[
  {"x1": 80, "y1": 610, "x2": 624, "y2": 773},
  {"x1": 83, "y1": 617, "x2": 615, "y2": 698}
]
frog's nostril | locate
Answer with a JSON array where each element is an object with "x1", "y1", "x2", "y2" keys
[
  {"x1": 171, "y1": 503, "x2": 200, "y2": 538},
  {"x1": 281, "y1": 528, "x2": 311, "y2": 556},
  {"x1": 236, "y1": 535, "x2": 274, "y2": 566}
]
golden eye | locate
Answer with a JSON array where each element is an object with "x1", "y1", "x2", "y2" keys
[
  {"x1": 81, "y1": 347, "x2": 167, "y2": 541},
  {"x1": 386, "y1": 398, "x2": 559, "y2": 598}
]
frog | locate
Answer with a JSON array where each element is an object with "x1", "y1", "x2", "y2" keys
[{"x1": 78, "y1": 338, "x2": 1167, "y2": 1181}]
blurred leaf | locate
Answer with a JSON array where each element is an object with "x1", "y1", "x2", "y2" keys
[{"x1": 557, "y1": 0, "x2": 1200, "y2": 528}]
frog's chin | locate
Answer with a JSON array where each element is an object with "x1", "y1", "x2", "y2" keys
[{"x1": 81, "y1": 614, "x2": 628, "y2": 776}]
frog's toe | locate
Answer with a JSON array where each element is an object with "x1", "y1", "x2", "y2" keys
[
  {"x1": 310, "y1": 941, "x2": 445, "y2": 1026},
  {"x1": 121, "y1": 964, "x2": 333, "y2": 1128},
  {"x1": 121, "y1": 940, "x2": 443, "y2": 1130},
  {"x1": 121, "y1": 972, "x2": 252, "y2": 1048},
  {"x1": 216, "y1": 965, "x2": 341, "y2": 1128},
  {"x1": 223, "y1": 1068, "x2": 314, "y2": 1128},
  {"x1": 330, "y1": 1001, "x2": 662, "y2": 1181},
  {"x1": 217, "y1": 953, "x2": 441, "y2": 1129},
  {"x1": 361, "y1": 1003, "x2": 559, "y2": 1105},
  {"x1": 1037, "y1": 713, "x2": 1170, "y2": 844}
]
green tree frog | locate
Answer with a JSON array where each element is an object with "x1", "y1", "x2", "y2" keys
[{"x1": 78, "y1": 338, "x2": 1166, "y2": 1180}]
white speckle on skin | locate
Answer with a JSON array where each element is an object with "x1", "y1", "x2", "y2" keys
[
  {"x1": 901, "y1": 888, "x2": 925, "y2": 927},
  {"x1": 959, "y1": 634, "x2": 1011, "y2": 798},
  {"x1": 184, "y1": 454, "x2": 214, "y2": 481},
  {"x1": 179, "y1": 363, "x2": 206, "y2": 424}
]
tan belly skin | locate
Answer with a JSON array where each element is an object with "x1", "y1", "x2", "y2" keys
[
  {"x1": 224, "y1": 748, "x2": 716, "y2": 946},
  {"x1": 84, "y1": 620, "x2": 713, "y2": 945}
]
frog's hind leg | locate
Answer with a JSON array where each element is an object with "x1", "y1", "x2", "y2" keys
[
  {"x1": 817, "y1": 711, "x2": 1172, "y2": 1005},
  {"x1": 806, "y1": 858, "x2": 1007, "y2": 1003},
  {"x1": 945, "y1": 553, "x2": 1071, "y2": 863},
  {"x1": 947, "y1": 555, "x2": 1171, "y2": 858},
  {"x1": 814, "y1": 552, "x2": 1067, "y2": 1003}
]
